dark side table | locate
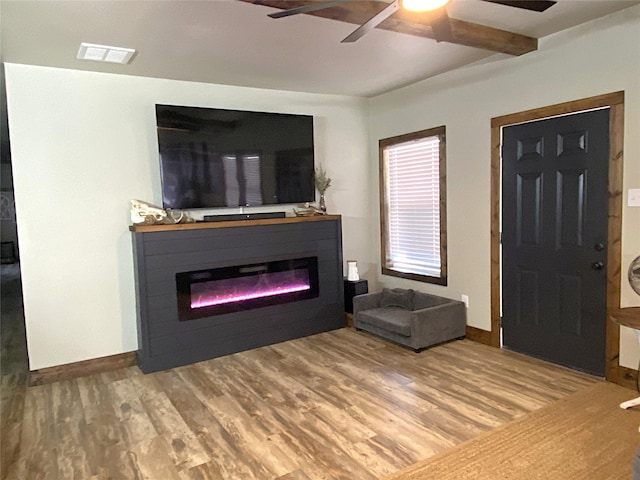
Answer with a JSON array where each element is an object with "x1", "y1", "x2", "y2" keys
[{"x1": 344, "y1": 279, "x2": 368, "y2": 328}]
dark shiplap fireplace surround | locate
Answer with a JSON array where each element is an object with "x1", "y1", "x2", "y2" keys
[{"x1": 130, "y1": 215, "x2": 344, "y2": 373}]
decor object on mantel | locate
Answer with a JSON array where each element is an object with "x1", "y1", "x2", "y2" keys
[
  {"x1": 130, "y1": 199, "x2": 195, "y2": 225},
  {"x1": 314, "y1": 164, "x2": 332, "y2": 213},
  {"x1": 293, "y1": 203, "x2": 325, "y2": 217}
]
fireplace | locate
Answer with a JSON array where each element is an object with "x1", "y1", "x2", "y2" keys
[
  {"x1": 131, "y1": 216, "x2": 343, "y2": 373},
  {"x1": 176, "y1": 256, "x2": 319, "y2": 321}
]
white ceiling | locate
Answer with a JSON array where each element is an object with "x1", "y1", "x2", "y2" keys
[{"x1": 1, "y1": 0, "x2": 639, "y2": 97}]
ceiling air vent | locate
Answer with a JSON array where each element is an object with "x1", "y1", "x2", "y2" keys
[{"x1": 77, "y1": 42, "x2": 136, "y2": 64}]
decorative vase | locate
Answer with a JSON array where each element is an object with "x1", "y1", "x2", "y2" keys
[
  {"x1": 347, "y1": 260, "x2": 359, "y2": 281},
  {"x1": 319, "y1": 193, "x2": 327, "y2": 213}
]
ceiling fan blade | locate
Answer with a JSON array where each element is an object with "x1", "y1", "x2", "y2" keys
[
  {"x1": 241, "y1": 0, "x2": 539, "y2": 55},
  {"x1": 341, "y1": 0, "x2": 399, "y2": 43},
  {"x1": 268, "y1": 0, "x2": 350, "y2": 19},
  {"x1": 481, "y1": 0, "x2": 556, "y2": 13}
]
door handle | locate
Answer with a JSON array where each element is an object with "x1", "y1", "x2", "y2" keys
[{"x1": 591, "y1": 261, "x2": 605, "y2": 270}]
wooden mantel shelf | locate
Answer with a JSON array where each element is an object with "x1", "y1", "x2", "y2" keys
[{"x1": 129, "y1": 214, "x2": 341, "y2": 233}]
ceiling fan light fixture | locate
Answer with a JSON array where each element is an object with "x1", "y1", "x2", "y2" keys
[{"x1": 402, "y1": 0, "x2": 449, "y2": 12}]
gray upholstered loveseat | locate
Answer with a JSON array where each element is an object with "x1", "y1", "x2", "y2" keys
[{"x1": 353, "y1": 288, "x2": 466, "y2": 352}]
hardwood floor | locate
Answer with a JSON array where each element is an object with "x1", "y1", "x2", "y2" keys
[
  {"x1": 4, "y1": 327, "x2": 598, "y2": 480},
  {"x1": 0, "y1": 264, "x2": 27, "y2": 376},
  {"x1": 1, "y1": 263, "x2": 28, "y2": 480}
]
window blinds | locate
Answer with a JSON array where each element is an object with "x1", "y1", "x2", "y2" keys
[{"x1": 384, "y1": 135, "x2": 441, "y2": 277}]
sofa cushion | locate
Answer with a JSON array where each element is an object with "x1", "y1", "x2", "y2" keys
[
  {"x1": 357, "y1": 307, "x2": 412, "y2": 337},
  {"x1": 380, "y1": 288, "x2": 414, "y2": 310},
  {"x1": 412, "y1": 292, "x2": 451, "y2": 310}
]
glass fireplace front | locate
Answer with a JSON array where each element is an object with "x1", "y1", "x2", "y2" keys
[{"x1": 176, "y1": 256, "x2": 319, "y2": 321}]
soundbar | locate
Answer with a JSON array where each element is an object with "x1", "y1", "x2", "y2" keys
[{"x1": 202, "y1": 212, "x2": 287, "y2": 222}]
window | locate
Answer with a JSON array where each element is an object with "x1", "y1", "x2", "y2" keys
[
  {"x1": 379, "y1": 126, "x2": 447, "y2": 285},
  {"x1": 222, "y1": 153, "x2": 262, "y2": 206}
]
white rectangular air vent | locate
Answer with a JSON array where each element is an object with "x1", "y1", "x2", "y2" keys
[{"x1": 77, "y1": 42, "x2": 135, "y2": 64}]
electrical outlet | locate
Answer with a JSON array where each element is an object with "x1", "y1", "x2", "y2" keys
[
  {"x1": 628, "y1": 189, "x2": 640, "y2": 207},
  {"x1": 461, "y1": 294, "x2": 469, "y2": 308}
]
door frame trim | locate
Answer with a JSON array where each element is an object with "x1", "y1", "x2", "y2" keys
[{"x1": 488, "y1": 91, "x2": 625, "y2": 384}]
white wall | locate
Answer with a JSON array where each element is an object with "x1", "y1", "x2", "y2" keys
[
  {"x1": 369, "y1": 6, "x2": 640, "y2": 368},
  {"x1": 5, "y1": 65, "x2": 370, "y2": 369}
]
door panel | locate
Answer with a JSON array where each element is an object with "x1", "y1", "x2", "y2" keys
[
  {"x1": 517, "y1": 268, "x2": 540, "y2": 325},
  {"x1": 502, "y1": 109, "x2": 609, "y2": 376},
  {"x1": 556, "y1": 169, "x2": 586, "y2": 248},
  {"x1": 516, "y1": 173, "x2": 542, "y2": 246}
]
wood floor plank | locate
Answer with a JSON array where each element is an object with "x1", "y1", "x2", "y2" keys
[
  {"x1": 366, "y1": 433, "x2": 418, "y2": 469},
  {"x1": 178, "y1": 461, "x2": 226, "y2": 480},
  {"x1": 275, "y1": 469, "x2": 313, "y2": 480},
  {"x1": 77, "y1": 374, "x2": 118, "y2": 425},
  {"x1": 153, "y1": 370, "x2": 261, "y2": 479},
  {"x1": 350, "y1": 439, "x2": 400, "y2": 478},
  {"x1": 6, "y1": 329, "x2": 604, "y2": 479},
  {"x1": 294, "y1": 410, "x2": 382, "y2": 479},
  {"x1": 108, "y1": 376, "x2": 158, "y2": 446},
  {"x1": 205, "y1": 393, "x2": 300, "y2": 478},
  {"x1": 54, "y1": 419, "x2": 93, "y2": 479},
  {"x1": 310, "y1": 401, "x2": 377, "y2": 444},
  {"x1": 141, "y1": 391, "x2": 210, "y2": 471},
  {"x1": 1, "y1": 372, "x2": 27, "y2": 479},
  {"x1": 271, "y1": 423, "x2": 371, "y2": 480},
  {"x1": 20, "y1": 384, "x2": 59, "y2": 480},
  {"x1": 176, "y1": 364, "x2": 225, "y2": 400},
  {"x1": 124, "y1": 435, "x2": 183, "y2": 480},
  {"x1": 83, "y1": 440, "x2": 144, "y2": 479}
]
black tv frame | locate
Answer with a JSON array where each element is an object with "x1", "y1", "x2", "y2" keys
[{"x1": 155, "y1": 104, "x2": 315, "y2": 210}]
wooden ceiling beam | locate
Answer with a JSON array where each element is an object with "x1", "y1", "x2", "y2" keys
[{"x1": 239, "y1": 0, "x2": 537, "y2": 56}]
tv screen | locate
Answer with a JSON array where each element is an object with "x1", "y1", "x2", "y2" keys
[{"x1": 155, "y1": 104, "x2": 315, "y2": 209}]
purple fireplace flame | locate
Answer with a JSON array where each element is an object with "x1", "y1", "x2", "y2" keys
[
  {"x1": 176, "y1": 257, "x2": 319, "y2": 321},
  {"x1": 191, "y1": 270, "x2": 311, "y2": 309}
]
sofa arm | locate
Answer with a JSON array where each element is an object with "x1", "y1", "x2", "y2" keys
[
  {"x1": 410, "y1": 301, "x2": 466, "y2": 347},
  {"x1": 353, "y1": 292, "x2": 382, "y2": 315}
]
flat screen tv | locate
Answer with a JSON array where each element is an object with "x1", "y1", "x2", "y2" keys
[{"x1": 155, "y1": 104, "x2": 315, "y2": 210}]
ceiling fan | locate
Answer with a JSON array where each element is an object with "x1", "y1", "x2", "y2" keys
[{"x1": 240, "y1": 0, "x2": 556, "y2": 55}]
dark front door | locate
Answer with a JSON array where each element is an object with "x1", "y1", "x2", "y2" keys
[{"x1": 501, "y1": 109, "x2": 609, "y2": 376}]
